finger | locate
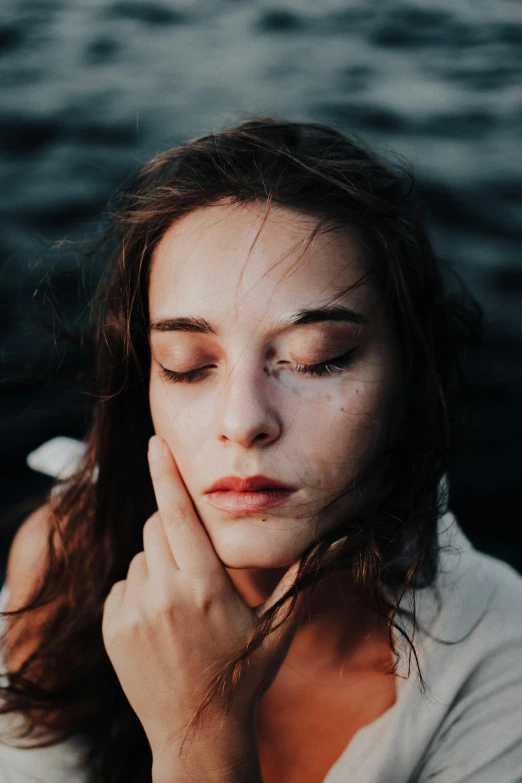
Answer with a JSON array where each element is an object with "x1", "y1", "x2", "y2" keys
[
  {"x1": 254, "y1": 558, "x2": 310, "y2": 664},
  {"x1": 102, "y1": 580, "x2": 126, "y2": 634},
  {"x1": 143, "y1": 510, "x2": 180, "y2": 575},
  {"x1": 326, "y1": 535, "x2": 349, "y2": 559},
  {"x1": 259, "y1": 535, "x2": 349, "y2": 620},
  {"x1": 122, "y1": 550, "x2": 148, "y2": 607},
  {"x1": 257, "y1": 557, "x2": 306, "y2": 620},
  {"x1": 147, "y1": 435, "x2": 225, "y2": 576}
]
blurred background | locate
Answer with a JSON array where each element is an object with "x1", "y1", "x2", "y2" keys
[{"x1": 1, "y1": 0, "x2": 521, "y2": 582}]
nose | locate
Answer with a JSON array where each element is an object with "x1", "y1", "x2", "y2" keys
[{"x1": 217, "y1": 361, "x2": 282, "y2": 449}]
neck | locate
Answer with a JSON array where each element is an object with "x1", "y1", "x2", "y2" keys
[{"x1": 225, "y1": 561, "x2": 387, "y2": 674}]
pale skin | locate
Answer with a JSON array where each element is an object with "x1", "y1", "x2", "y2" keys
[{"x1": 102, "y1": 199, "x2": 402, "y2": 782}]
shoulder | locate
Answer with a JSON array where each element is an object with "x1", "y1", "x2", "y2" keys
[
  {"x1": 5, "y1": 504, "x2": 55, "y2": 610},
  {"x1": 420, "y1": 512, "x2": 522, "y2": 647},
  {"x1": 401, "y1": 514, "x2": 522, "y2": 708},
  {"x1": 414, "y1": 553, "x2": 522, "y2": 783},
  {"x1": 463, "y1": 545, "x2": 522, "y2": 647},
  {"x1": 410, "y1": 531, "x2": 522, "y2": 781},
  {"x1": 478, "y1": 548, "x2": 522, "y2": 613},
  {"x1": 2, "y1": 504, "x2": 62, "y2": 672},
  {"x1": 457, "y1": 547, "x2": 522, "y2": 686}
]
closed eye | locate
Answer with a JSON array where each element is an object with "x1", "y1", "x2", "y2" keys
[
  {"x1": 291, "y1": 347, "x2": 357, "y2": 376},
  {"x1": 158, "y1": 348, "x2": 358, "y2": 384}
]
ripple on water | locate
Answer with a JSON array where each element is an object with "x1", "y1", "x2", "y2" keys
[
  {"x1": 84, "y1": 36, "x2": 120, "y2": 66},
  {"x1": 103, "y1": 1, "x2": 188, "y2": 26},
  {"x1": 255, "y1": 9, "x2": 306, "y2": 34},
  {"x1": 0, "y1": 24, "x2": 26, "y2": 53}
]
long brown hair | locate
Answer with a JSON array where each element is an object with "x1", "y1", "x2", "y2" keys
[{"x1": 0, "y1": 116, "x2": 483, "y2": 782}]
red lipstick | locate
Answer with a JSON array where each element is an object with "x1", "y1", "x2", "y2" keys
[
  {"x1": 204, "y1": 475, "x2": 296, "y2": 515},
  {"x1": 205, "y1": 475, "x2": 295, "y2": 493}
]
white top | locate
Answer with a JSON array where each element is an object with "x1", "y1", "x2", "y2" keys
[{"x1": 0, "y1": 438, "x2": 521, "y2": 782}]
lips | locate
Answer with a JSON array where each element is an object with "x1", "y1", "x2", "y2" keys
[
  {"x1": 204, "y1": 488, "x2": 295, "y2": 514},
  {"x1": 205, "y1": 474, "x2": 295, "y2": 493}
]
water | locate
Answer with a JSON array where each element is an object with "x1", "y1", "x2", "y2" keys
[{"x1": 1, "y1": 0, "x2": 521, "y2": 571}]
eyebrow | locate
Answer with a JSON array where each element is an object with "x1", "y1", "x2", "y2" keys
[{"x1": 150, "y1": 305, "x2": 370, "y2": 335}]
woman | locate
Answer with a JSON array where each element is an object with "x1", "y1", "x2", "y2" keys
[{"x1": 0, "y1": 116, "x2": 521, "y2": 783}]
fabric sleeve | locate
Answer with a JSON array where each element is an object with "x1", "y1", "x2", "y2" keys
[
  {"x1": 26, "y1": 437, "x2": 87, "y2": 481},
  {"x1": 416, "y1": 640, "x2": 522, "y2": 783}
]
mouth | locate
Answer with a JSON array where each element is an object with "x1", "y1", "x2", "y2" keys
[
  {"x1": 204, "y1": 488, "x2": 296, "y2": 515},
  {"x1": 205, "y1": 474, "x2": 296, "y2": 493}
]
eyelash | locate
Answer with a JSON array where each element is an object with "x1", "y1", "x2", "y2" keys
[{"x1": 159, "y1": 348, "x2": 357, "y2": 384}]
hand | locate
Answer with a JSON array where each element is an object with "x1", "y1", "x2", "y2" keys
[{"x1": 102, "y1": 434, "x2": 312, "y2": 779}]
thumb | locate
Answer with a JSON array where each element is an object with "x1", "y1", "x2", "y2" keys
[
  {"x1": 258, "y1": 533, "x2": 349, "y2": 619},
  {"x1": 252, "y1": 557, "x2": 307, "y2": 671},
  {"x1": 256, "y1": 534, "x2": 349, "y2": 654},
  {"x1": 256, "y1": 556, "x2": 305, "y2": 620}
]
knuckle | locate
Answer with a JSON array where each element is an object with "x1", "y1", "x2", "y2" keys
[
  {"x1": 124, "y1": 610, "x2": 145, "y2": 632},
  {"x1": 193, "y1": 583, "x2": 218, "y2": 613},
  {"x1": 102, "y1": 584, "x2": 124, "y2": 633},
  {"x1": 152, "y1": 593, "x2": 175, "y2": 616},
  {"x1": 108, "y1": 578, "x2": 126, "y2": 595},
  {"x1": 143, "y1": 511, "x2": 161, "y2": 533},
  {"x1": 128, "y1": 551, "x2": 146, "y2": 574},
  {"x1": 170, "y1": 507, "x2": 191, "y2": 530},
  {"x1": 143, "y1": 512, "x2": 162, "y2": 549},
  {"x1": 144, "y1": 581, "x2": 177, "y2": 616},
  {"x1": 196, "y1": 595, "x2": 214, "y2": 613},
  {"x1": 103, "y1": 580, "x2": 124, "y2": 610}
]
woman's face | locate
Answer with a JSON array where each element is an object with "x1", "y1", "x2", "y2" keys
[{"x1": 148, "y1": 200, "x2": 401, "y2": 569}]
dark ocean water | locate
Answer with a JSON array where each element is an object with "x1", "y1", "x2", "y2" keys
[{"x1": 1, "y1": 0, "x2": 521, "y2": 576}]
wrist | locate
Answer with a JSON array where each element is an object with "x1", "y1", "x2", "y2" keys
[
  {"x1": 151, "y1": 716, "x2": 262, "y2": 783},
  {"x1": 152, "y1": 754, "x2": 263, "y2": 783}
]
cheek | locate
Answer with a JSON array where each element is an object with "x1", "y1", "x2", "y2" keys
[
  {"x1": 343, "y1": 383, "x2": 391, "y2": 456},
  {"x1": 149, "y1": 377, "x2": 200, "y2": 448},
  {"x1": 149, "y1": 377, "x2": 171, "y2": 434},
  {"x1": 149, "y1": 380, "x2": 205, "y2": 491},
  {"x1": 299, "y1": 378, "x2": 395, "y2": 474}
]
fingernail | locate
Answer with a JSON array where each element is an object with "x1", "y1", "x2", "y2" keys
[
  {"x1": 328, "y1": 535, "x2": 348, "y2": 555},
  {"x1": 148, "y1": 435, "x2": 165, "y2": 462}
]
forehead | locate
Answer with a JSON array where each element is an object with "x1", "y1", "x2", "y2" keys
[{"x1": 149, "y1": 201, "x2": 371, "y2": 325}]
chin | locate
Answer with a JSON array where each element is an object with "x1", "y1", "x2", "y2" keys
[{"x1": 203, "y1": 515, "x2": 314, "y2": 570}]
